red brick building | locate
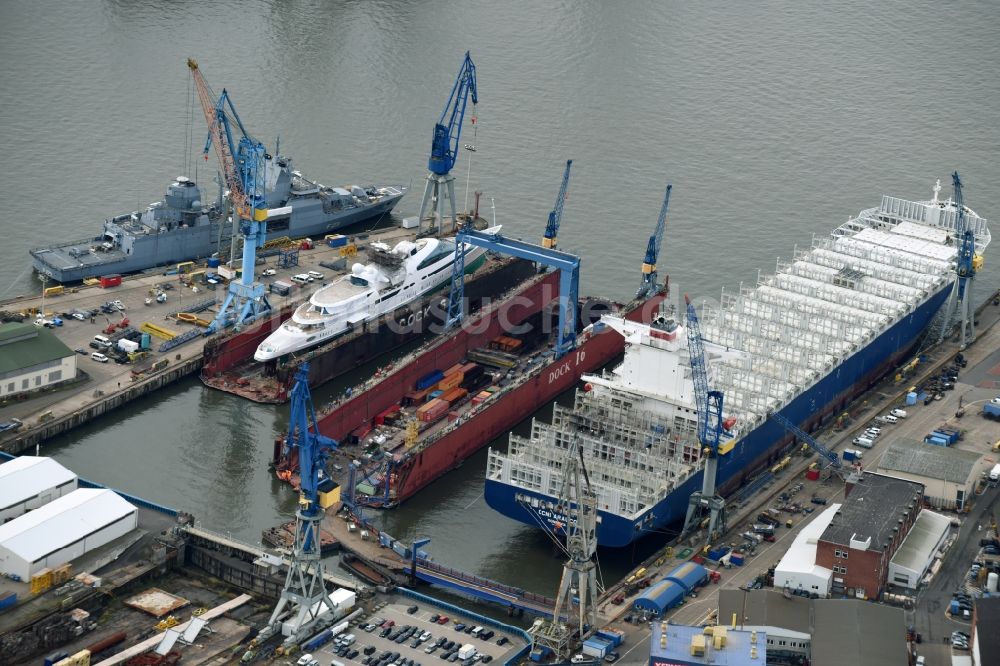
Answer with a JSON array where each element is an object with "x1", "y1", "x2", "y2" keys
[{"x1": 816, "y1": 472, "x2": 923, "y2": 599}]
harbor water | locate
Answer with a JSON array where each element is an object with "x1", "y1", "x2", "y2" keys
[{"x1": 2, "y1": 0, "x2": 999, "y2": 595}]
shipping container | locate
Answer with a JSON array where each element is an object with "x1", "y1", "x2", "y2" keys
[
  {"x1": 440, "y1": 388, "x2": 468, "y2": 405},
  {"x1": 444, "y1": 363, "x2": 465, "y2": 377},
  {"x1": 436, "y1": 373, "x2": 463, "y2": 392},
  {"x1": 582, "y1": 638, "x2": 611, "y2": 658},
  {"x1": 0, "y1": 591, "x2": 15, "y2": 613},
  {"x1": 99, "y1": 274, "x2": 122, "y2": 288},
  {"x1": 415, "y1": 370, "x2": 444, "y2": 391},
  {"x1": 595, "y1": 629, "x2": 625, "y2": 647},
  {"x1": 326, "y1": 234, "x2": 349, "y2": 248},
  {"x1": 270, "y1": 280, "x2": 293, "y2": 296},
  {"x1": 207, "y1": 257, "x2": 221, "y2": 268},
  {"x1": 403, "y1": 387, "x2": 433, "y2": 405}
]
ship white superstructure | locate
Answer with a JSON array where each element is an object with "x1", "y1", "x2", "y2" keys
[{"x1": 255, "y1": 227, "x2": 498, "y2": 361}]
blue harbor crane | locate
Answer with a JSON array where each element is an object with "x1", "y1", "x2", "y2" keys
[
  {"x1": 681, "y1": 294, "x2": 730, "y2": 540},
  {"x1": 446, "y1": 227, "x2": 580, "y2": 359},
  {"x1": 416, "y1": 52, "x2": 478, "y2": 234},
  {"x1": 187, "y1": 58, "x2": 271, "y2": 333},
  {"x1": 636, "y1": 185, "x2": 671, "y2": 300},
  {"x1": 767, "y1": 413, "x2": 841, "y2": 470},
  {"x1": 542, "y1": 160, "x2": 573, "y2": 251},
  {"x1": 938, "y1": 172, "x2": 981, "y2": 348},
  {"x1": 266, "y1": 362, "x2": 341, "y2": 644}
]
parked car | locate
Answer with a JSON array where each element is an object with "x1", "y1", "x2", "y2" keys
[
  {"x1": 262, "y1": 268, "x2": 277, "y2": 277},
  {"x1": 91, "y1": 352, "x2": 109, "y2": 363},
  {"x1": 308, "y1": 270, "x2": 325, "y2": 280},
  {"x1": 437, "y1": 616, "x2": 450, "y2": 625},
  {"x1": 889, "y1": 408, "x2": 907, "y2": 418},
  {"x1": 0, "y1": 418, "x2": 23, "y2": 433}
]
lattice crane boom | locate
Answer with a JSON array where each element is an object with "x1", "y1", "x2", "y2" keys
[
  {"x1": 542, "y1": 160, "x2": 573, "y2": 250},
  {"x1": 637, "y1": 185, "x2": 672, "y2": 299},
  {"x1": 768, "y1": 412, "x2": 841, "y2": 469}
]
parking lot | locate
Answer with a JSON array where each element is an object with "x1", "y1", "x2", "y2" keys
[{"x1": 305, "y1": 598, "x2": 524, "y2": 666}]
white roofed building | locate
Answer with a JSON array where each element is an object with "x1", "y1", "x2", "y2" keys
[
  {"x1": 774, "y1": 504, "x2": 840, "y2": 597},
  {"x1": 0, "y1": 488, "x2": 137, "y2": 580},
  {"x1": 0, "y1": 456, "x2": 78, "y2": 523}
]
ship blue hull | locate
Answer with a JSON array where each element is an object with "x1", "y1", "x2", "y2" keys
[
  {"x1": 30, "y1": 191, "x2": 404, "y2": 283},
  {"x1": 484, "y1": 284, "x2": 953, "y2": 548}
]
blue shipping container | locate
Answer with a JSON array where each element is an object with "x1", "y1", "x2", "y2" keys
[
  {"x1": 304, "y1": 628, "x2": 333, "y2": 651},
  {"x1": 44, "y1": 652, "x2": 69, "y2": 666},
  {"x1": 0, "y1": 592, "x2": 15, "y2": 613},
  {"x1": 327, "y1": 235, "x2": 349, "y2": 248},
  {"x1": 926, "y1": 436, "x2": 949, "y2": 447},
  {"x1": 905, "y1": 392, "x2": 917, "y2": 406},
  {"x1": 207, "y1": 257, "x2": 221, "y2": 268},
  {"x1": 416, "y1": 370, "x2": 444, "y2": 391}
]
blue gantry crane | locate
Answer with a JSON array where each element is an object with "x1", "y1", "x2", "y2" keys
[
  {"x1": 188, "y1": 58, "x2": 271, "y2": 333},
  {"x1": 446, "y1": 227, "x2": 580, "y2": 359},
  {"x1": 682, "y1": 294, "x2": 730, "y2": 539},
  {"x1": 416, "y1": 52, "x2": 479, "y2": 234},
  {"x1": 266, "y1": 362, "x2": 340, "y2": 643},
  {"x1": 542, "y1": 160, "x2": 573, "y2": 251},
  {"x1": 938, "y1": 171, "x2": 981, "y2": 348},
  {"x1": 636, "y1": 185, "x2": 671, "y2": 300}
]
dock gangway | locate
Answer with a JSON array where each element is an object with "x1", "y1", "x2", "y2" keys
[{"x1": 405, "y1": 558, "x2": 558, "y2": 618}]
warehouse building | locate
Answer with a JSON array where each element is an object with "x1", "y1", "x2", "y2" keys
[
  {"x1": 649, "y1": 622, "x2": 764, "y2": 666},
  {"x1": 0, "y1": 322, "x2": 77, "y2": 399},
  {"x1": 718, "y1": 589, "x2": 909, "y2": 665},
  {"x1": 0, "y1": 488, "x2": 137, "y2": 580},
  {"x1": 773, "y1": 503, "x2": 840, "y2": 597},
  {"x1": 876, "y1": 439, "x2": 987, "y2": 510},
  {"x1": 816, "y1": 472, "x2": 923, "y2": 599},
  {"x1": 886, "y1": 509, "x2": 952, "y2": 589},
  {"x1": 0, "y1": 456, "x2": 78, "y2": 522},
  {"x1": 717, "y1": 589, "x2": 810, "y2": 661}
]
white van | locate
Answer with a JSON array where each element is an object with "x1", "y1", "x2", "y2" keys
[
  {"x1": 889, "y1": 408, "x2": 907, "y2": 418},
  {"x1": 290, "y1": 274, "x2": 312, "y2": 285},
  {"x1": 853, "y1": 437, "x2": 874, "y2": 449},
  {"x1": 91, "y1": 352, "x2": 109, "y2": 363},
  {"x1": 882, "y1": 414, "x2": 899, "y2": 424},
  {"x1": 93, "y1": 334, "x2": 112, "y2": 347}
]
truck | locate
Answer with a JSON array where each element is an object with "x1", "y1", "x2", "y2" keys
[
  {"x1": 842, "y1": 449, "x2": 863, "y2": 462},
  {"x1": 983, "y1": 403, "x2": 1000, "y2": 420},
  {"x1": 458, "y1": 644, "x2": 477, "y2": 660},
  {"x1": 989, "y1": 463, "x2": 1000, "y2": 483}
]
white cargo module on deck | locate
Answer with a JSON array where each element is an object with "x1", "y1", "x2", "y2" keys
[
  {"x1": 0, "y1": 456, "x2": 78, "y2": 522},
  {"x1": 0, "y1": 488, "x2": 137, "y2": 580}
]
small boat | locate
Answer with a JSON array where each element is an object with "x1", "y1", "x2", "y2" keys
[{"x1": 339, "y1": 552, "x2": 392, "y2": 586}]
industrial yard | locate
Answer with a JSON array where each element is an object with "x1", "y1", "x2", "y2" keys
[{"x1": 0, "y1": 224, "x2": 430, "y2": 456}]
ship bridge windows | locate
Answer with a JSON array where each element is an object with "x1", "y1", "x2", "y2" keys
[
  {"x1": 268, "y1": 218, "x2": 291, "y2": 233},
  {"x1": 350, "y1": 276, "x2": 370, "y2": 286},
  {"x1": 417, "y1": 240, "x2": 457, "y2": 270}
]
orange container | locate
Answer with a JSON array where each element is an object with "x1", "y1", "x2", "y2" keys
[
  {"x1": 436, "y1": 373, "x2": 463, "y2": 392},
  {"x1": 441, "y1": 388, "x2": 468, "y2": 404},
  {"x1": 444, "y1": 363, "x2": 465, "y2": 377},
  {"x1": 419, "y1": 399, "x2": 449, "y2": 422}
]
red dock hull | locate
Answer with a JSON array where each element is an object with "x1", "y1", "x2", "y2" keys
[{"x1": 316, "y1": 272, "x2": 668, "y2": 504}]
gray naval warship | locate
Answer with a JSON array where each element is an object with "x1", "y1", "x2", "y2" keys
[{"x1": 30, "y1": 153, "x2": 406, "y2": 283}]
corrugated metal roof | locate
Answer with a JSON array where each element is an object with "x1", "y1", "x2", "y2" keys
[
  {"x1": 890, "y1": 509, "x2": 951, "y2": 573},
  {"x1": 0, "y1": 456, "x2": 76, "y2": 512},
  {"x1": 878, "y1": 439, "x2": 983, "y2": 485},
  {"x1": 0, "y1": 322, "x2": 74, "y2": 375},
  {"x1": 0, "y1": 488, "x2": 136, "y2": 562}
]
